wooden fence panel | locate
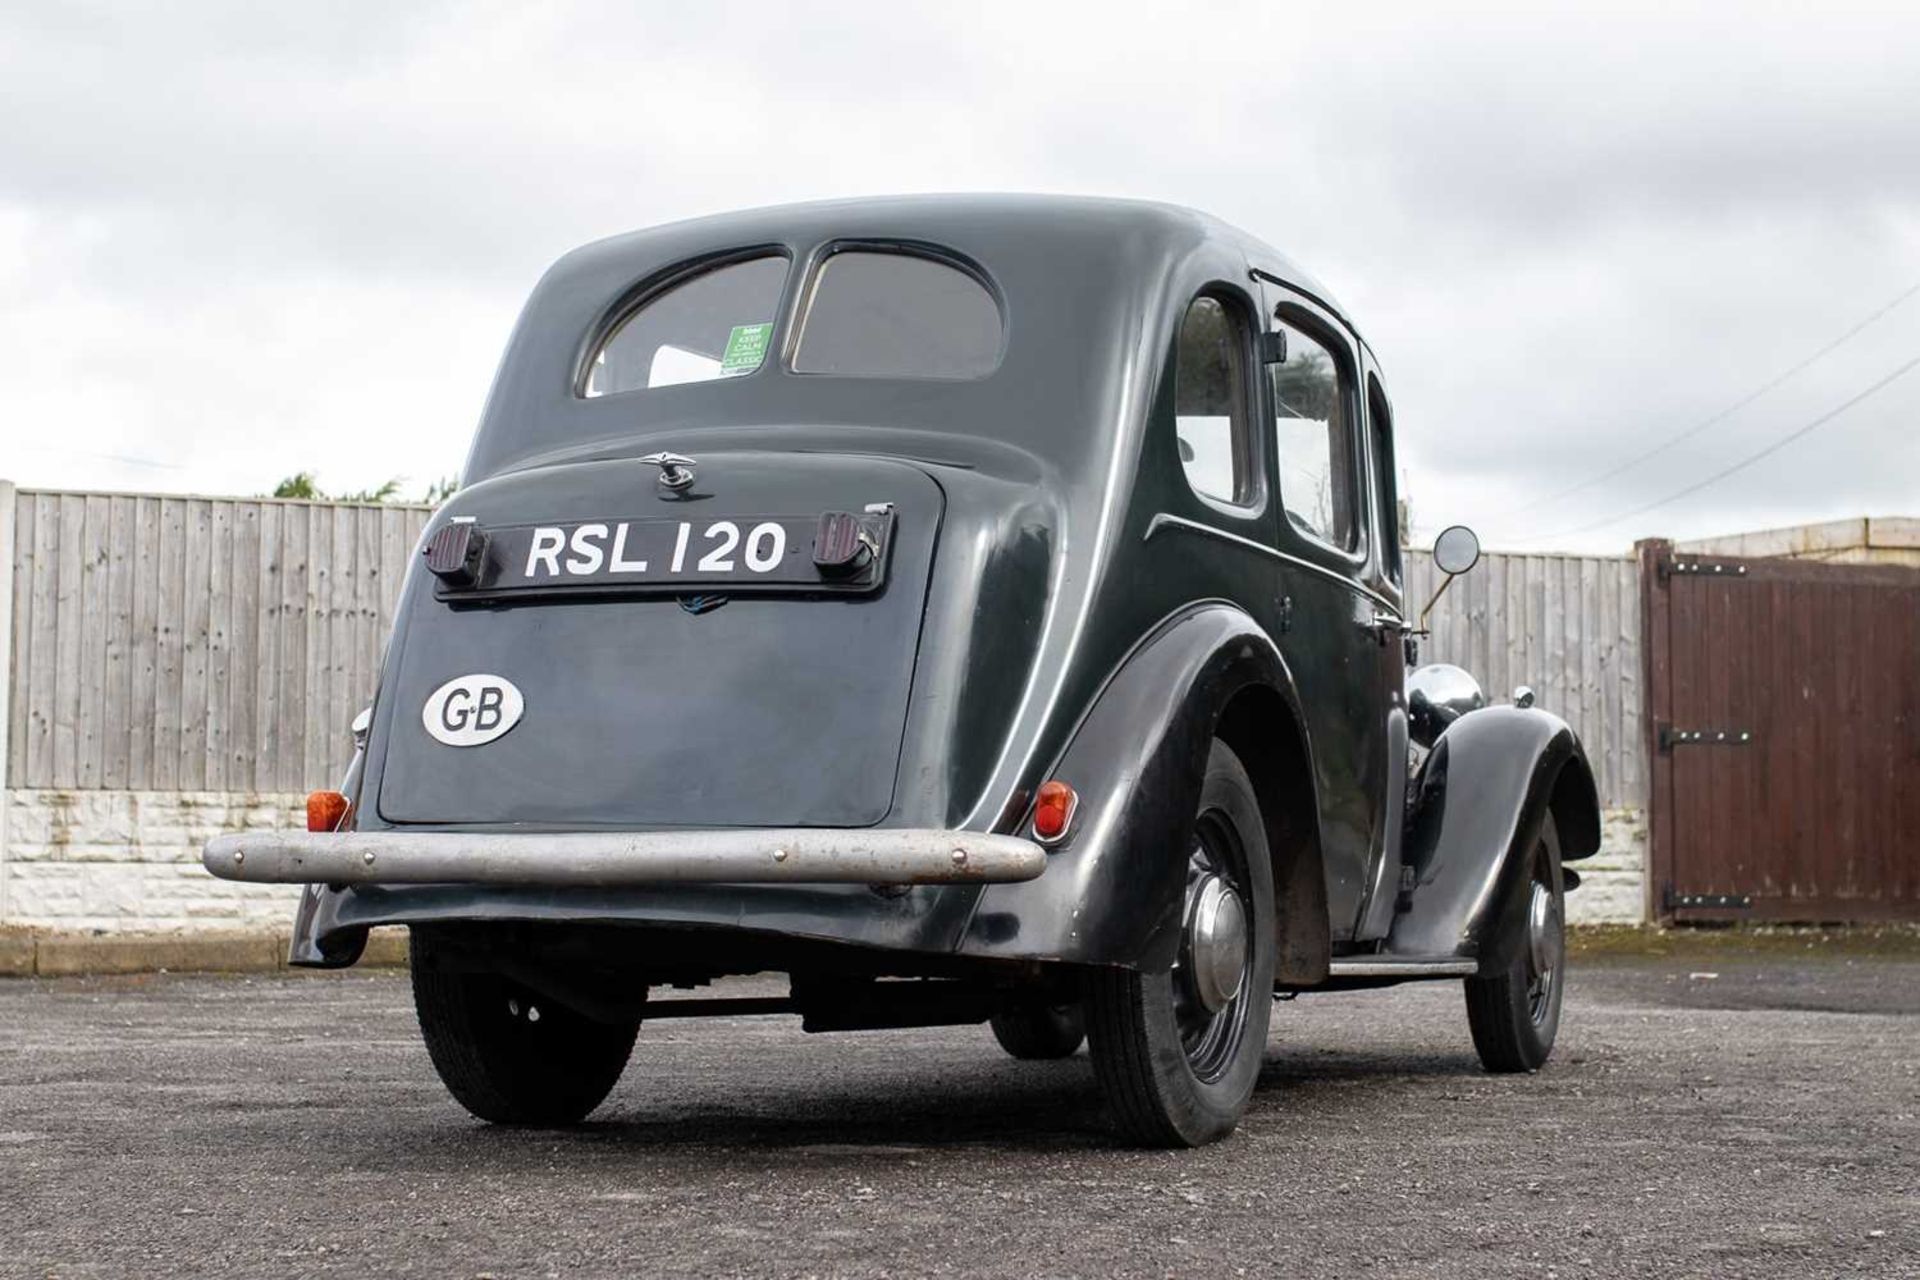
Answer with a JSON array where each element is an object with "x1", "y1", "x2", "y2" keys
[
  {"x1": 5, "y1": 492, "x2": 30, "y2": 780},
  {"x1": 5, "y1": 491, "x2": 432, "y2": 792},
  {"x1": 1407, "y1": 549, "x2": 1643, "y2": 810},
  {"x1": 4, "y1": 491, "x2": 1644, "y2": 804}
]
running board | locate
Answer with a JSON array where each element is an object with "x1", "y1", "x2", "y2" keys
[{"x1": 1326, "y1": 956, "x2": 1479, "y2": 978}]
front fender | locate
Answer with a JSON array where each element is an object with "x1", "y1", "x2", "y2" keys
[
  {"x1": 1388, "y1": 705, "x2": 1601, "y2": 961},
  {"x1": 959, "y1": 603, "x2": 1304, "y2": 969}
]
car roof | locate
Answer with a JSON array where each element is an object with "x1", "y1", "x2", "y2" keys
[
  {"x1": 557, "y1": 192, "x2": 1349, "y2": 328},
  {"x1": 462, "y1": 194, "x2": 1362, "y2": 482}
]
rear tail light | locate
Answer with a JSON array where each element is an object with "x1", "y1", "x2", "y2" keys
[
  {"x1": 307, "y1": 791, "x2": 350, "y2": 833},
  {"x1": 423, "y1": 521, "x2": 488, "y2": 588},
  {"x1": 1032, "y1": 780, "x2": 1078, "y2": 845}
]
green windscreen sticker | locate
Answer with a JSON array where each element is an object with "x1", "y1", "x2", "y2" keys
[{"x1": 719, "y1": 322, "x2": 773, "y2": 375}]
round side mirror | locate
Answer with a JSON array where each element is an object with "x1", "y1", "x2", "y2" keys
[{"x1": 1433, "y1": 524, "x2": 1481, "y2": 576}]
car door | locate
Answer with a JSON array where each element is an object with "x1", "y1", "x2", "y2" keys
[
  {"x1": 1253, "y1": 274, "x2": 1393, "y2": 939},
  {"x1": 1352, "y1": 362, "x2": 1413, "y2": 941}
]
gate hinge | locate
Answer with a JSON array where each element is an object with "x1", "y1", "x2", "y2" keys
[
  {"x1": 1660, "y1": 557, "x2": 1749, "y2": 580},
  {"x1": 1658, "y1": 723, "x2": 1754, "y2": 751},
  {"x1": 1664, "y1": 885, "x2": 1753, "y2": 912}
]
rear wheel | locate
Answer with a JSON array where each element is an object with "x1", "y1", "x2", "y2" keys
[
  {"x1": 990, "y1": 1001, "x2": 1086, "y2": 1059},
  {"x1": 1086, "y1": 740, "x2": 1276, "y2": 1147},
  {"x1": 1464, "y1": 811, "x2": 1565, "y2": 1072},
  {"x1": 410, "y1": 929, "x2": 640, "y2": 1125}
]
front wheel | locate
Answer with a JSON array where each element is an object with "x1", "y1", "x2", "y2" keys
[
  {"x1": 1464, "y1": 811, "x2": 1566, "y2": 1072},
  {"x1": 410, "y1": 929, "x2": 640, "y2": 1125},
  {"x1": 1086, "y1": 740, "x2": 1276, "y2": 1147}
]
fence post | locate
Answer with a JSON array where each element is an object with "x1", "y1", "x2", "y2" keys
[
  {"x1": 0, "y1": 479, "x2": 15, "y2": 922},
  {"x1": 1636, "y1": 537, "x2": 1672, "y2": 927}
]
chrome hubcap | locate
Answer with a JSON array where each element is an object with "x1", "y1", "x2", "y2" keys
[
  {"x1": 1186, "y1": 875, "x2": 1248, "y2": 1013},
  {"x1": 1526, "y1": 876, "x2": 1562, "y2": 1026},
  {"x1": 1171, "y1": 814, "x2": 1255, "y2": 1083},
  {"x1": 1528, "y1": 881, "x2": 1555, "y2": 973}
]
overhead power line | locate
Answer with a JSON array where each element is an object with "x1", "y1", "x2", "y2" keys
[
  {"x1": 11, "y1": 442, "x2": 184, "y2": 471},
  {"x1": 1528, "y1": 350, "x2": 1920, "y2": 540},
  {"x1": 1493, "y1": 279, "x2": 1920, "y2": 527}
]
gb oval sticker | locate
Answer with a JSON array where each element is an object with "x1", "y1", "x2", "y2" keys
[{"x1": 422, "y1": 674, "x2": 524, "y2": 747}]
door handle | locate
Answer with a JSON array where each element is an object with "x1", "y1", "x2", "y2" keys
[{"x1": 1365, "y1": 611, "x2": 1406, "y2": 645}]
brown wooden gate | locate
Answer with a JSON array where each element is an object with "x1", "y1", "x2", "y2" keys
[{"x1": 1640, "y1": 539, "x2": 1920, "y2": 923}]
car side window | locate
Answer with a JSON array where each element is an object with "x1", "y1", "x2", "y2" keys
[
  {"x1": 1269, "y1": 319, "x2": 1358, "y2": 549},
  {"x1": 583, "y1": 255, "x2": 789, "y2": 397},
  {"x1": 1174, "y1": 295, "x2": 1253, "y2": 506},
  {"x1": 1367, "y1": 377, "x2": 1402, "y2": 585}
]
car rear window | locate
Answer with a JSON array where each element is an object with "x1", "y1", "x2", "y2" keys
[
  {"x1": 791, "y1": 251, "x2": 1002, "y2": 380},
  {"x1": 583, "y1": 255, "x2": 788, "y2": 397}
]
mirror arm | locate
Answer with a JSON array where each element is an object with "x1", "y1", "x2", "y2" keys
[{"x1": 1418, "y1": 572, "x2": 1460, "y2": 631}]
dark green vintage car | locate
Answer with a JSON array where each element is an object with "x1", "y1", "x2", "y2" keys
[{"x1": 206, "y1": 195, "x2": 1601, "y2": 1146}]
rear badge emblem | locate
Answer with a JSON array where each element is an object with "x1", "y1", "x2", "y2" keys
[
  {"x1": 679, "y1": 593, "x2": 727, "y2": 615},
  {"x1": 422, "y1": 674, "x2": 525, "y2": 747}
]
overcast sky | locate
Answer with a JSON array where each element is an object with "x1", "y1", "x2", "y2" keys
[{"x1": 2, "y1": 1, "x2": 1916, "y2": 552}]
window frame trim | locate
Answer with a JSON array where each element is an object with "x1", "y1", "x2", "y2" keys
[
  {"x1": 1261, "y1": 291, "x2": 1370, "y2": 569},
  {"x1": 573, "y1": 245, "x2": 795, "y2": 400},
  {"x1": 1364, "y1": 369, "x2": 1404, "y2": 593},
  {"x1": 1171, "y1": 284, "x2": 1266, "y2": 519}
]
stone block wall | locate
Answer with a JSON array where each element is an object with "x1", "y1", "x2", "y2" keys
[
  {"x1": 0, "y1": 788, "x2": 1651, "y2": 934},
  {"x1": 3, "y1": 790, "x2": 305, "y2": 932},
  {"x1": 1569, "y1": 807, "x2": 1648, "y2": 924}
]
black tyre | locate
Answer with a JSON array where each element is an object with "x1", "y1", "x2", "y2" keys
[
  {"x1": 410, "y1": 930, "x2": 640, "y2": 1125},
  {"x1": 990, "y1": 1001, "x2": 1087, "y2": 1059},
  {"x1": 1465, "y1": 810, "x2": 1566, "y2": 1072},
  {"x1": 1086, "y1": 740, "x2": 1276, "y2": 1147}
]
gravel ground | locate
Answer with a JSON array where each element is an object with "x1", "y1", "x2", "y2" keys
[{"x1": 0, "y1": 952, "x2": 1914, "y2": 1279}]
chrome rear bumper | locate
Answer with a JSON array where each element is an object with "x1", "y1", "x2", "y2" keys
[{"x1": 203, "y1": 828, "x2": 1047, "y2": 888}]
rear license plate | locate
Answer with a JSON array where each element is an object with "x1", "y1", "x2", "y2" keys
[{"x1": 439, "y1": 512, "x2": 891, "y2": 601}]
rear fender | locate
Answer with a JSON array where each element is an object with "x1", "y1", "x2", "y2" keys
[
  {"x1": 960, "y1": 603, "x2": 1322, "y2": 972},
  {"x1": 285, "y1": 726, "x2": 375, "y2": 967},
  {"x1": 1389, "y1": 706, "x2": 1601, "y2": 963}
]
